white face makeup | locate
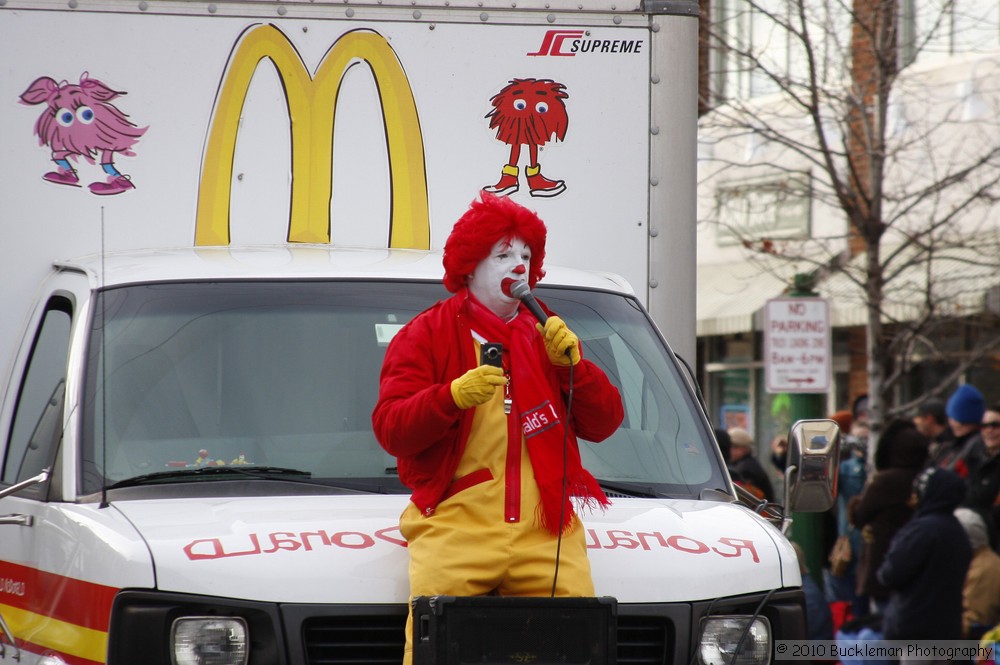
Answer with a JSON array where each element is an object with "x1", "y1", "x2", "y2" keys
[{"x1": 468, "y1": 236, "x2": 531, "y2": 319}]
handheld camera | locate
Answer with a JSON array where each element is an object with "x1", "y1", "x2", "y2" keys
[{"x1": 480, "y1": 342, "x2": 503, "y2": 368}]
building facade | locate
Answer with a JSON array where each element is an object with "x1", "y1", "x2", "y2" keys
[{"x1": 696, "y1": 0, "x2": 1000, "y2": 464}]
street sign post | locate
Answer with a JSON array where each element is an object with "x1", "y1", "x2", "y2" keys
[{"x1": 764, "y1": 297, "x2": 831, "y2": 394}]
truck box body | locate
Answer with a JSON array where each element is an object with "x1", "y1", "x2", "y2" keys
[
  {"x1": 0, "y1": 0, "x2": 697, "y2": 360},
  {"x1": 0, "y1": 2, "x2": 821, "y2": 665}
]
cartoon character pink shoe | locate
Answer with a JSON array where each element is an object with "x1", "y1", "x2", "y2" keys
[
  {"x1": 88, "y1": 175, "x2": 135, "y2": 196},
  {"x1": 526, "y1": 165, "x2": 565, "y2": 198},
  {"x1": 42, "y1": 167, "x2": 80, "y2": 187},
  {"x1": 483, "y1": 165, "x2": 520, "y2": 196}
]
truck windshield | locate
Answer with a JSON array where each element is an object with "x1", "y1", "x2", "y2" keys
[{"x1": 81, "y1": 281, "x2": 725, "y2": 498}]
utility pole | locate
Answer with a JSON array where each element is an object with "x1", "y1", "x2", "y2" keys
[{"x1": 786, "y1": 272, "x2": 827, "y2": 587}]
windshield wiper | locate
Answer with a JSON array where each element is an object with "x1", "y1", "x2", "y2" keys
[
  {"x1": 597, "y1": 480, "x2": 666, "y2": 498},
  {"x1": 106, "y1": 465, "x2": 311, "y2": 490}
]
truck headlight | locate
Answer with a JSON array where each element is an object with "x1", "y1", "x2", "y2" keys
[
  {"x1": 698, "y1": 615, "x2": 771, "y2": 665},
  {"x1": 171, "y1": 616, "x2": 248, "y2": 665}
]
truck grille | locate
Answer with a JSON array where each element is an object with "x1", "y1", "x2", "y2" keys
[
  {"x1": 618, "y1": 615, "x2": 670, "y2": 664},
  {"x1": 303, "y1": 614, "x2": 405, "y2": 665},
  {"x1": 301, "y1": 613, "x2": 669, "y2": 665}
]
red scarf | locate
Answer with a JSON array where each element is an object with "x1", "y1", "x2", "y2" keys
[{"x1": 460, "y1": 289, "x2": 610, "y2": 534}]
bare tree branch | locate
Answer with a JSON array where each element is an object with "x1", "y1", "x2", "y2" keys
[{"x1": 699, "y1": 0, "x2": 1000, "y2": 444}]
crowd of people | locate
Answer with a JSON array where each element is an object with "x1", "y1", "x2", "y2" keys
[
  {"x1": 723, "y1": 383, "x2": 1000, "y2": 662},
  {"x1": 838, "y1": 384, "x2": 1000, "y2": 647}
]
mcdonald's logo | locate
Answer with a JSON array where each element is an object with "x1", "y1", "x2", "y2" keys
[{"x1": 196, "y1": 24, "x2": 430, "y2": 249}]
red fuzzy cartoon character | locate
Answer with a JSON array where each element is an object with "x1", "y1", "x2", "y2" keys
[{"x1": 483, "y1": 78, "x2": 568, "y2": 198}]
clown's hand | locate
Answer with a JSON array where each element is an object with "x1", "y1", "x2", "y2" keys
[
  {"x1": 450, "y1": 365, "x2": 507, "y2": 410},
  {"x1": 537, "y1": 316, "x2": 580, "y2": 367}
]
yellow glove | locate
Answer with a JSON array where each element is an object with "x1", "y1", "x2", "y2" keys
[
  {"x1": 450, "y1": 365, "x2": 507, "y2": 409},
  {"x1": 537, "y1": 316, "x2": 580, "y2": 366}
]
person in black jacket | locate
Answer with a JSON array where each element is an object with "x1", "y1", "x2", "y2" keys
[
  {"x1": 913, "y1": 398, "x2": 955, "y2": 464},
  {"x1": 935, "y1": 383, "x2": 986, "y2": 480},
  {"x1": 962, "y1": 403, "x2": 1000, "y2": 549},
  {"x1": 850, "y1": 420, "x2": 929, "y2": 614},
  {"x1": 727, "y1": 427, "x2": 775, "y2": 502},
  {"x1": 877, "y1": 467, "x2": 972, "y2": 647}
]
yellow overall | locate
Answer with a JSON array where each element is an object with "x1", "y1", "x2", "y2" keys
[{"x1": 398, "y1": 341, "x2": 594, "y2": 665}]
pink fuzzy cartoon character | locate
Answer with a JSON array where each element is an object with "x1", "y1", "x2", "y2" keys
[{"x1": 20, "y1": 72, "x2": 147, "y2": 195}]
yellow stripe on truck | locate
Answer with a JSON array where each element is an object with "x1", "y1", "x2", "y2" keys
[{"x1": 1, "y1": 603, "x2": 108, "y2": 663}]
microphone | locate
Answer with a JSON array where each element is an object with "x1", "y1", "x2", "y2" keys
[{"x1": 509, "y1": 280, "x2": 548, "y2": 324}]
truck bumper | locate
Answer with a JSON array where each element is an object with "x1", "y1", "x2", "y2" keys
[{"x1": 109, "y1": 588, "x2": 806, "y2": 665}]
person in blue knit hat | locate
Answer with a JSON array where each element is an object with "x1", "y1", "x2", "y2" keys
[{"x1": 933, "y1": 384, "x2": 986, "y2": 481}]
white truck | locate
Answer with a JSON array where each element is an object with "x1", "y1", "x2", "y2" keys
[{"x1": 0, "y1": 2, "x2": 840, "y2": 664}]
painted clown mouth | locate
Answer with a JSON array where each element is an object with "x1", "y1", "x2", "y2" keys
[{"x1": 501, "y1": 277, "x2": 520, "y2": 297}]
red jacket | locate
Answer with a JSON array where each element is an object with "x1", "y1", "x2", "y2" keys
[{"x1": 372, "y1": 292, "x2": 623, "y2": 517}]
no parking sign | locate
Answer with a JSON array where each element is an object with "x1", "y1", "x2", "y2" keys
[{"x1": 765, "y1": 298, "x2": 831, "y2": 393}]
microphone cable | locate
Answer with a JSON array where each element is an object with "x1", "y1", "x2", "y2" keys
[
  {"x1": 550, "y1": 350, "x2": 575, "y2": 597},
  {"x1": 507, "y1": 280, "x2": 577, "y2": 597}
]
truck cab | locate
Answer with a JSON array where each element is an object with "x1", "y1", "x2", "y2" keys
[{"x1": 0, "y1": 246, "x2": 837, "y2": 665}]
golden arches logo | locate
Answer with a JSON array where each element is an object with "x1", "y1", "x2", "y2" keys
[{"x1": 196, "y1": 24, "x2": 430, "y2": 248}]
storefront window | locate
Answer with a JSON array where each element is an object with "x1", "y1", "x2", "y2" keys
[
  {"x1": 705, "y1": 335, "x2": 756, "y2": 432},
  {"x1": 718, "y1": 368, "x2": 751, "y2": 430}
]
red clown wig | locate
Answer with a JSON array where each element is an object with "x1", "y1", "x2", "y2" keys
[{"x1": 443, "y1": 193, "x2": 547, "y2": 293}]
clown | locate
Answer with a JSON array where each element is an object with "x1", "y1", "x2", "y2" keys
[{"x1": 373, "y1": 192, "x2": 623, "y2": 664}]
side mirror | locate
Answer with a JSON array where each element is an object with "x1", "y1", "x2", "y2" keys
[{"x1": 784, "y1": 419, "x2": 840, "y2": 515}]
